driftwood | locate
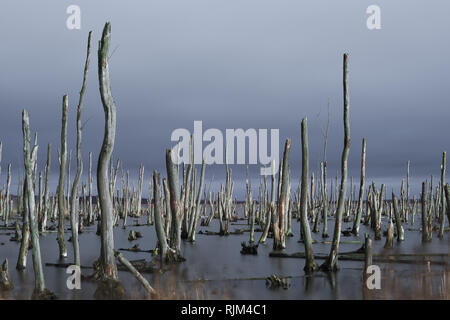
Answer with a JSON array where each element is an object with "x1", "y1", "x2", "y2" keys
[
  {"x1": 114, "y1": 251, "x2": 156, "y2": 295},
  {"x1": 119, "y1": 244, "x2": 153, "y2": 253}
]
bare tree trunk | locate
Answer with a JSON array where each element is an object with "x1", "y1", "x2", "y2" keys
[
  {"x1": 421, "y1": 181, "x2": 432, "y2": 243},
  {"x1": 392, "y1": 192, "x2": 404, "y2": 241},
  {"x1": 273, "y1": 140, "x2": 290, "y2": 251},
  {"x1": 166, "y1": 149, "x2": 184, "y2": 261},
  {"x1": 352, "y1": 138, "x2": 366, "y2": 235},
  {"x1": 439, "y1": 152, "x2": 446, "y2": 238},
  {"x1": 22, "y1": 110, "x2": 53, "y2": 298},
  {"x1": 16, "y1": 180, "x2": 29, "y2": 270},
  {"x1": 97, "y1": 22, "x2": 118, "y2": 280},
  {"x1": 70, "y1": 31, "x2": 92, "y2": 267},
  {"x1": 57, "y1": 95, "x2": 68, "y2": 258},
  {"x1": 88, "y1": 152, "x2": 94, "y2": 225},
  {"x1": 188, "y1": 159, "x2": 205, "y2": 242},
  {"x1": 320, "y1": 53, "x2": 350, "y2": 272},
  {"x1": 40, "y1": 144, "x2": 51, "y2": 232},
  {"x1": 300, "y1": 118, "x2": 317, "y2": 273}
]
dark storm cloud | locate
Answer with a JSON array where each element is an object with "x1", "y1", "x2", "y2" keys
[{"x1": 0, "y1": 0, "x2": 449, "y2": 198}]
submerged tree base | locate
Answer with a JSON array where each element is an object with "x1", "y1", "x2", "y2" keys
[
  {"x1": 31, "y1": 288, "x2": 57, "y2": 300},
  {"x1": 240, "y1": 242, "x2": 258, "y2": 255},
  {"x1": 94, "y1": 278, "x2": 126, "y2": 300}
]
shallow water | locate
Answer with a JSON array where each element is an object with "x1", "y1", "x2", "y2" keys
[{"x1": 0, "y1": 207, "x2": 448, "y2": 300}]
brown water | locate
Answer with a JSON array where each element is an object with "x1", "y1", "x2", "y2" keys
[{"x1": 0, "y1": 207, "x2": 448, "y2": 300}]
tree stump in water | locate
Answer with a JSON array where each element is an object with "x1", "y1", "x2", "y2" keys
[
  {"x1": 0, "y1": 259, "x2": 13, "y2": 291},
  {"x1": 240, "y1": 242, "x2": 258, "y2": 255},
  {"x1": 31, "y1": 288, "x2": 57, "y2": 300},
  {"x1": 265, "y1": 274, "x2": 290, "y2": 289},
  {"x1": 10, "y1": 221, "x2": 22, "y2": 242},
  {"x1": 128, "y1": 230, "x2": 142, "y2": 241}
]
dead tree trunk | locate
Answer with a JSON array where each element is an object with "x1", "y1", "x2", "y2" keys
[
  {"x1": 166, "y1": 149, "x2": 184, "y2": 261},
  {"x1": 22, "y1": 110, "x2": 53, "y2": 298},
  {"x1": 300, "y1": 118, "x2": 317, "y2": 273},
  {"x1": 70, "y1": 31, "x2": 92, "y2": 267},
  {"x1": 439, "y1": 152, "x2": 446, "y2": 238},
  {"x1": 57, "y1": 95, "x2": 68, "y2": 258},
  {"x1": 352, "y1": 138, "x2": 366, "y2": 235},
  {"x1": 392, "y1": 192, "x2": 404, "y2": 241},
  {"x1": 40, "y1": 144, "x2": 51, "y2": 232},
  {"x1": 421, "y1": 181, "x2": 432, "y2": 243},
  {"x1": 273, "y1": 139, "x2": 290, "y2": 251},
  {"x1": 320, "y1": 53, "x2": 350, "y2": 272},
  {"x1": 97, "y1": 22, "x2": 119, "y2": 280}
]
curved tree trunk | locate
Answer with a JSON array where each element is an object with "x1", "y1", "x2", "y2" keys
[
  {"x1": 70, "y1": 31, "x2": 92, "y2": 267},
  {"x1": 97, "y1": 22, "x2": 118, "y2": 280}
]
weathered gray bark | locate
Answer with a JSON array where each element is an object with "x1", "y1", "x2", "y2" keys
[
  {"x1": 0, "y1": 259, "x2": 13, "y2": 291},
  {"x1": 421, "y1": 181, "x2": 432, "y2": 243},
  {"x1": 97, "y1": 22, "x2": 118, "y2": 280},
  {"x1": 114, "y1": 251, "x2": 155, "y2": 295},
  {"x1": 300, "y1": 118, "x2": 317, "y2": 273},
  {"x1": 136, "y1": 164, "x2": 144, "y2": 216},
  {"x1": 188, "y1": 159, "x2": 205, "y2": 242},
  {"x1": 69, "y1": 31, "x2": 92, "y2": 267},
  {"x1": 445, "y1": 184, "x2": 450, "y2": 228},
  {"x1": 153, "y1": 171, "x2": 175, "y2": 265},
  {"x1": 57, "y1": 95, "x2": 68, "y2": 258},
  {"x1": 40, "y1": 144, "x2": 51, "y2": 232},
  {"x1": 363, "y1": 234, "x2": 372, "y2": 279},
  {"x1": 384, "y1": 205, "x2": 394, "y2": 249},
  {"x1": 392, "y1": 192, "x2": 404, "y2": 241},
  {"x1": 162, "y1": 178, "x2": 171, "y2": 237},
  {"x1": 4, "y1": 164, "x2": 11, "y2": 228},
  {"x1": 259, "y1": 161, "x2": 276, "y2": 243},
  {"x1": 273, "y1": 139, "x2": 290, "y2": 251},
  {"x1": 352, "y1": 138, "x2": 366, "y2": 235},
  {"x1": 320, "y1": 53, "x2": 350, "y2": 272},
  {"x1": 166, "y1": 149, "x2": 183, "y2": 259},
  {"x1": 22, "y1": 110, "x2": 47, "y2": 296},
  {"x1": 439, "y1": 152, "x2": 446, "y2": 238},
  {"x1": 17, "y1": 166, "x2": 30, "y2": 270},
  {"x1": 88, "y1": 152, "x2": 94, "y2": 224}
]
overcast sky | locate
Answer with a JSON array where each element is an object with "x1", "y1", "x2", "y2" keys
[{"x1": 0, "y1": 0, "x2": 449, "y2": 198}]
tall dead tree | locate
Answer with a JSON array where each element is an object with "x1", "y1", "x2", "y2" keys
[
  {"x1": 352, "y1": 138, "x2": 366, "y2": 235},
  {"x1": 439, "y1": 152, "x2": 446, "y2": 238},
  {"x1": 97, "y1": 22, "x2": 119, "y2": 280},
  {"x1": 70, "y1": 31, "x2": 92, "y2": 267},
  {"x1": 320, "y1": 53, "x2": 350, "y2": 272},
  {"x1": 22, "y1": 110, "x2": 54, "y2": 299},
  {"x1": 40, "y1": 144, "x2": 51, "y2": 232},
  {"x1": 300, "y1": 118, "x2": 317, "y2": 273},
  {"x1": 57, "y1": 95, "x2": 68, "y2": 258}
]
